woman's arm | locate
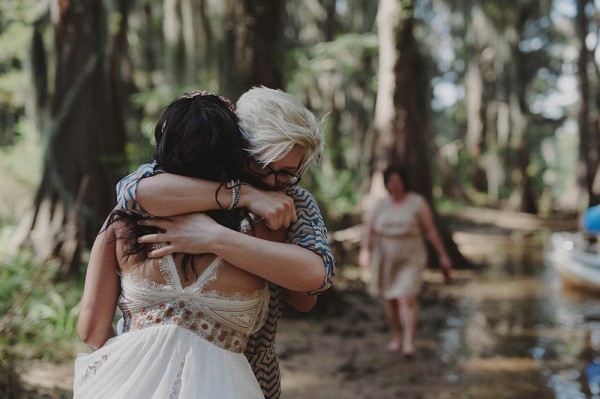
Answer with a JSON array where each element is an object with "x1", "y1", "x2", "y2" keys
[
  {"x1": 138, "y1": 213, "x2": 326, "y2": 292},
  {"x1": 77, "y1": 221, "x2": 120, "y2": 350},
  {"x1": 358, "y1": 201, "x2": 379, "y2": 269},
  {"x1": 417, "y1": 199, "x2": 452, "y2": 277},
  {"x1": 137, "y1": 173, "x2": 233, "y2": 216},
  {"x1": 120, "y1": 170, "x2": 297, "y2": 230},
  {"x1": 135, "y1": 185, "x2": 335, "y2": 295}
]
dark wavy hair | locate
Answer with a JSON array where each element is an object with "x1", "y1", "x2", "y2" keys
[
  {"x1": 109, "y1": 92, "x2": 248, "y2": 278},
  {"x1": 383, "y1": 165, "x2": 410, "y2": 192}
]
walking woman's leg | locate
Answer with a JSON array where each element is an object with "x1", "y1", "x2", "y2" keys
[
  {"x1": 384, "y1": 299, "x2": 402, "y2": 352},
  {"x1": 398, "y1": 295, "x2": 418, "y2": 356}
]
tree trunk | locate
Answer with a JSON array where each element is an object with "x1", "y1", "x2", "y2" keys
[
  {"x1": 465, "y1": 57, "x2": 483, "y2": 159},
  {"x1": 368, "y1": 0, "x2": 400, "y2": 204},
  {"x1": 370, "y1": 0, "x2": 470, "y2": 267},
  {"x1": 25, "y1": 17, "x2": 49, "y2": 137},
  {"x1": 463, "y1": 5, "x2": 488, "y2": 196},
  {"x1": 14, "y1": 0, "x2": 127, "y2": 276},
  {"x1": 248, "y1": 0, "x2": 284, "y2": 89},
  {"x1": 220, "y1": 0, "x2": 284, "y2": 99},
  {"x1": 390, "y1": 16, "x2": 432, "y2": 199},
  {"x1": 578, "y1": 0, "x2": 600, "y2": 207},
  {"x1": 163, "y1": 0, "x2": 186, "y2": 87},
  {"x1": 594, "y1": 0, "x2": 600, "y2": 206}
]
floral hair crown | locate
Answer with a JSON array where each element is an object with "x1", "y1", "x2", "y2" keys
[{"x1": 180, "y1": 90, "x2": 236, "y2": 114}]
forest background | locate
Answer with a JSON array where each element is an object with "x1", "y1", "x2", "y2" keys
[{"x1": 0, "y1": 0, "x2": 599, "y2": 396}]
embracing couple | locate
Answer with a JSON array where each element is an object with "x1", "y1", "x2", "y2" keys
[{"x1": 74, "y1": 87, "x2": 335, "y2": 398}]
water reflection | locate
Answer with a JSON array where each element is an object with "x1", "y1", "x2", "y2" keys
[{"x1": 445, "y1": 231, "x2": 600, "y2": 398}]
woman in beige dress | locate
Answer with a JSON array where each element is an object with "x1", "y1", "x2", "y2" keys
[{"x1": 359, "y1": 166, "x2": 452, "y2": 357}]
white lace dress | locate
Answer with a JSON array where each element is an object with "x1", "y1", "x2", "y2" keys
[{"x1": 73, "y1": 254, "x2": 269, "y2": 399}]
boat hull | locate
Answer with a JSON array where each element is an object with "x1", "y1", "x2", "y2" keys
[{"x1": 547, "y1": 233, "x2": 600, "y2": 292}]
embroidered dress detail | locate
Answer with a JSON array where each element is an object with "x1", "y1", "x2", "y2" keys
[
  {"x1": 117, "y1": 252, "x2": 268, "y2": 354},
  {"x1": 122, "y1": 303, "x2": 251, "y2": 353}
]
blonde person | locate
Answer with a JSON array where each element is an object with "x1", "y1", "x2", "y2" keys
[
  {"x1": 359, "y1": 165, "x2": 452, "y2": 357},
  {"x1": 115, "y1": 86, "x2": 335, "y2": 398}
]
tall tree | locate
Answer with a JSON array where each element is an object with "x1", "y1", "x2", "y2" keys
[
  {"x1": 14, "y1": 0, "x2": 127, "y2": 276},
  {"x1": 429, "y1": 0, "x2": 561, "y2": 213},
  {"x1": 220, "y1": 0, "x2": 285, "y2": 99},
  {"x1": 370, "y1": 0, "x2": 468, "y2": 265},
  {"x1": 371, "y1": 0, "x2": 436, "y2": 198},
  {"x1": 577, "y1": 0, "x2": 600, "y2": 207}
]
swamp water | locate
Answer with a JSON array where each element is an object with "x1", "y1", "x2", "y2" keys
[
  {"x1": 438, "y1": 230, "x2": 600, "y2": 399},
  {"x1": 280, "y1": 230, "x2": 600, "y2": 399}
]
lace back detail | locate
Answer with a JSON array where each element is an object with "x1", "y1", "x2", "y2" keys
[
  {"x1": 117, "y1": 220, "x2": 269, "y2": 353},
  {"x1": 157, "y1": 252, "x2": 222, "y2": 293}
]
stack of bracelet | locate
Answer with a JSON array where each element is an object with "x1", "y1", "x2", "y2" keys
[
  {"x1": 228, "y1": 179, "x2": 241, "y2": 211},
  {"x1": 215, "y1": 179, "x2": 241, "y2": 212}
]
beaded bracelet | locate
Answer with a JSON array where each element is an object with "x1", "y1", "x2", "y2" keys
[{"x1": 227, "y1": 179, "x2": 241, "y2": 211}]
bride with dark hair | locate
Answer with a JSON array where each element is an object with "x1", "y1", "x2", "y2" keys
[{"x1": 74, "y1": 92, "x2": 274, "y2": 398}]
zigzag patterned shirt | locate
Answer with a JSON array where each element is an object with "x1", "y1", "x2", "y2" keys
[{"x1": 115, "y1": 162, "x2": 335, "y2": 398}]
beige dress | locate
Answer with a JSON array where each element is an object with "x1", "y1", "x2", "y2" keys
[{"x1": 369, "y1": 193, "x2": 427, "y2": 299}]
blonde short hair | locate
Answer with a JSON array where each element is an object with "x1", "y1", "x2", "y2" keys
[{"x1": 236, "y1": 86, "x2": 324, "y2": 176}]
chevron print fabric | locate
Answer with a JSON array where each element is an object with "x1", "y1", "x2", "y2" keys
[
  {"x1": 245, "y1": 284, "x2": 284, "y2": 398},
  {"x1": 285, "y1": 186, "x2": 336, "y2": 294},
  {"x1": 115, "y1": 162, "x2": 157, "y2": 215}
]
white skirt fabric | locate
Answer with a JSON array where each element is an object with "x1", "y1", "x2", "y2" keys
[{"x1": 73, "y1": 324, "x2": 264, "y2": 399}]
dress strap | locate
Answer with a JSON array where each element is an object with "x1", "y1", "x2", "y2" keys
[
  {"x1": 161, "y1": 254, "x2": 184, "y2": 291},
  {"x1": 195, "y1": 256, "x2": 222, "y2": 284},
  {"x1": 185, "y1": 256, "x2": 223, "y2": 292}
]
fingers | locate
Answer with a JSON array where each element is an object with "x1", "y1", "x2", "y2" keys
[
  {"x1": 286, "y1": 196, "x2": 297, "y2": 224},
  {"x1": 283, "y1": 206, "x2": 296, "y2": 228},
  {"x1": 270, "y1": 199, "x2": 297, "y2": 230},
  {"x1": 138, "y1": 233, "x2": 168, "y2": 244},
  {"x1": 248, "y1": 189, "x2": 297, "y2": 229},
  {"x1": 284, "y1": 197, "x2": 296, "y2": 225},
  {"x1": 136, "y1": 230, "x2": 174, "y2": 258},
  {"x1": 147, "y1": 245, "x2": 176, "y2": 258},
  {"x1": 137, "y1": 217, "x2": 171, "y2": 230},
  {"x1": 263, "y1": 217, "x2": 279, "y2": 231},
  {"x1": 266, "y1": 212, "x2": 290, "y2": 230}
]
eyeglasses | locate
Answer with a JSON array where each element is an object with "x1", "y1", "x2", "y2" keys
[{"x1": 247, "y1": 160, "x2": 301, "y2": 189}]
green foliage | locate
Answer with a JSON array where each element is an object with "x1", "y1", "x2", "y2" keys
[
  {"x1": 0, "y1": 248, "x2": 83, "y2": 360},
  {"x1": 0, "y1": 126, "x2": 41, "y2": 222},
  {"x1": 288, "y1": 32, "x2": 378, "y2": 95},
  {"x1": 0, "y1": 0, "x2": 46, "y2": 109},
  {"x1": 552, "y1": 130, "x2": 579, "y2": 198},
  {"x1": 124, "y1": 85, "x2": 214, "y2": 170},
  {"x1": 287, "y1": 32, "x2": 378, "y2": 214},
  {"x1": 306, "y1": 168, "x2": 361, "y2": 229}
]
